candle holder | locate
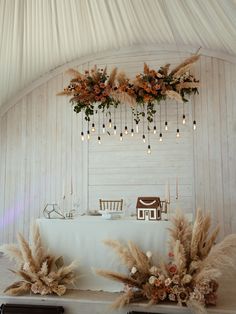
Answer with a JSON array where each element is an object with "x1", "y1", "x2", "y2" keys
[
  {"x1": 160, "y1": 199, "x2": 170, "y2": 221},
  {"x1": 43, "y1": 203, "x2": 65, "y2": 219}
]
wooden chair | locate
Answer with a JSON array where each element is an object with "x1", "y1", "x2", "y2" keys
[{"x1": 99, "y1": 199, "x2": 123, "y2": 212}]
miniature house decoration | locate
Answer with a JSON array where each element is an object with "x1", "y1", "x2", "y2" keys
[{"x1": 136, "y1": 197, "x2": 162, "y2": 220}]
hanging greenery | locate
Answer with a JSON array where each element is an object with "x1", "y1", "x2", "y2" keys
[{"x1": 58, "y1": 55, "x2": 200, "y2": 124}]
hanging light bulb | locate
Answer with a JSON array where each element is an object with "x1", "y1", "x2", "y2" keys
[
  {"x1": 81, "y1": 132, "x2": 84, "y2": 141},
  {"x1": 109, "y1": 118, "x2": 112, "y2": 128},
  {"x1": 147, "y1": 145, "x2": 151, "y2": 154},
  {"x1": 182, "y1": 114, "x2": 186, "y2": 125},
  {"x1": 136, "y1": 122, "x2": 139, "y2": 133},
  {"x1": 153, "y1": 126, "x2": 157, "y2": 134},
  {"x1": 98, "y1": 136, "x2": 101, "y2": 144},
  {"x1": 142, "y1": 134, "x2": 146, "y2": 143},
  {"x1": 102, "y1": 124, "x2": 106, "y2": 134},
  {"x1": 176, "y1": 128, "x2": 180, "y2": 138},
  {"x1": 87, "y1": 130, "x2": 90, "y2": 140},
  {"x1": 120, "y1": 132, "x2": 123, "y2": 141},
  {"x1": 159, "y1": 133, "x2": 163, "y2": 142},
  {"x1": 114, "y1": 125, "x2": 117, "y2": 135},
  {"x1": 91, "y1": 123, "x2": 95, "y2": 132},
  {"x1": 193, "y1": 120, "x2": 197, "y2": 130},
  {"x1": 165, "y1": 121, "x2": 168, "y2": 131},
  {"x1": 124, "y1": 126, "x2": 128, "y2": 135},
  {"x1": 131, "y1": 128, "x2": 134, "y2": 137}
]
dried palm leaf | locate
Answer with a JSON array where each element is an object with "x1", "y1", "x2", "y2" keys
[
  {"x1": 165, "y1": 90, "x2": 183, "y2": 102},
  {"x1": 108, "y1": 68, "x2": 118, "y2": 85},
  {"x1": 201, "y1": 224, "x2": 220, "y2": 258},
  {"x1": 170, "y1": 55, "x2": 200, "y2": 76},
  {"x1": 96, "y1": 269, "x2": 139, "y2": 287},
  {"x1": 196, "y1": 234, "x2": 236, "y2": 280},
  {"x1": 111, "y1": 290, "x2": 135, "y2": 309},
  {"x1": 111, "y1": 91, "x2": 136, "y2": 107},
  {"x1": 187, "y1": 299, "x2": 207, "y2": 314},
  {"x1": 32, "y1": 224, "x2": 45, "y2": 267},
  {"x1": 144, "y1": 63, "x2": 150, "y2": 74},
  {"x1": 103, "y1": 239, "x2": 136, "y2": 269},
  {"x1": 173, "y1": 240, "x2": 186, "y2": 274},
  {"x1": 17, "y1": 233, "x2": 37, "y2": 271},
  {"x1": 160, "y1": 64, "x2": 170, "y2": 76},
  {"x1": 66, "y1": 68, "x2": 85, "y2": 79},
  {"x1": 169, "y1": 210, "x2": 192, "y2": 259},
  {"x1": 0, "y1": 244, "x2": 23, "y2": 264},
  {"x1": 128, "y1": 241, "x2": 150, "y2": 274},
  {"x1": 191, "y1": 209, "x2": 205, "y2": 260},
  {"x1": 194, "y1": 268, "x2": 221, "y2": 283},
  {"x1": 4, "y1": 281, "x2": 31, "y2": 296},
  {"x1": 56, "y1": 90, "x2": 72, "y2": 96},
  {"x1": 117, "y1": 72, "x2": 128, "y2": 85},
  {"x1": 176, "y1": 82, "x2": 200, "y2": 91}
]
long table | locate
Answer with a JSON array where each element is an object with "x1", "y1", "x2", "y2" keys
[{"x1": 37, "y1": 217, "x2": 171, "y2": 292}]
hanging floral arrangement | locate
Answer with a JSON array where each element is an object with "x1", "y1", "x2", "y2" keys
[
  {"x1": 58, "y1": 55, "x2": 200, "y2": 124},
  {"x1": 96, "y1": 209, "x2": 236, "y2": 313}
]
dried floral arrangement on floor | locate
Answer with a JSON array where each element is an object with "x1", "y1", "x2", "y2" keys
[
  {"x1": 97, "y1": 209, "x2": 236, "y2": 313},
  {"x1": 0, "y1": 225, "x2": 77, "y2": 296}
]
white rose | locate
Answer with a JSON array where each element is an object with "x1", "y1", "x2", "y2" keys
[
  {"x1": 149, "y1": 266, "x2": 158, "y2": 274},
  {"x1": 131, "y1": 266, "x2": 137, "y2": 274},
  {"x1": 146, "y1": 251, "x2": 152, "y2": 258},
  {"x1": 148, "y1": 276, "x2": 157, "y2": 285}
]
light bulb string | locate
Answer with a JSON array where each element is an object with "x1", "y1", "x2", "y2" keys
[
  {"x1": 120, "y1": 104, "x2": 123, "y2": 131},
  {"x1": 125, "y1": 103, "x2": 127, "y2": 128},
  {"x1": 176, "y1": 101, "x2": 179, "y2": 129},
  {"x1": 98, "y1": 109, "x2": 101, "y2": 137},
  {"x1": 165, "y1": 99, "x2": 168, "y2": 126},
  {"x1": 131, "y1": 107, "x2": 134, "y2": 129},
  {"x1": 154, "y1": 102, "x2": 157, "y2": 126},
  {"x1": 160, "y1": 102, "x2": 162, "y2": 133},
  {"x1": 142, "y1": 104, "x2": 145, "y2": 136},
  {"x1": 81, "y1": 111, "x2": 84, "y2": 132}
]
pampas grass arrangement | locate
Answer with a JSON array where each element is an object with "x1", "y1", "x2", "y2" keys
[
  {"x1": 97, "y1": 209, "x2": 236, "y2": 312},
  {"x1": 1, "y1": 225, "x2": 77, "y2": 296}
]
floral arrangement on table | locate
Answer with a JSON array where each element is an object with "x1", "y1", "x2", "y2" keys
[
  {"x1": 58, "y1": 55, "x2": 200, "y2": 124},
  {"x1": 96, "y1": 209, "x2": 236, "y2": 313},
  {"x1": 0, "y1": 225, "x2": 77, "y2": 296}
]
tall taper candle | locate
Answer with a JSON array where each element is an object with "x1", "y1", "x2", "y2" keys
[{"x1": 176, "y1": 177, "x2": 179, "y2": 200}]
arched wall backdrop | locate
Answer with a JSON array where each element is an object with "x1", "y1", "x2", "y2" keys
[{"x1": 0, "y1": 45, "x2": 236, "y2": 243}]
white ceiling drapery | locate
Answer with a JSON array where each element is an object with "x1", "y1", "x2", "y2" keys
[{"x1": 0, "y1": 0, "x2": 236, "y2": 107}]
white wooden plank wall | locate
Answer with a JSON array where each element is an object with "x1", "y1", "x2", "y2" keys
[{"x1": 0, "y1": 50, "x2": 235, "y2": 243}]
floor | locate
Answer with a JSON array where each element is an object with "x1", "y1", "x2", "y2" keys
[{"x1": 0, "y1": 256, "x2": 235, "y2": 314}]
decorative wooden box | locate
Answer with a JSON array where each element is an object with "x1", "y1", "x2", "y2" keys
[{"x1": 136, "y1": 197, "x2": 161, "y2": 220}]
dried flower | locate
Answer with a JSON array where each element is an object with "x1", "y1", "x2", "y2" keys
[
  {"x1": 169, "y1": 293, "x2": 176, "y2": 301},
  {"x1": 168, "y1": 264, "x2": 178, "y2": 275},
  {"x1": 178, "y1": 290, "x2": 189, "y2": 303},
  {"x1": 189, "y1": 289, "x2": 205, "y2": 304},
  {"x1": 158, "y1": 289, "x2": 167, "y2": 300},
  {"x1": 148, "y1": 276, "x2": 157, "y2": 285},
  {"x1": 182, "y1": 274, "x2": 192, "y2": 284},
  {"x1": 146, "y1": 251, "x2": 152, "y2": 259},
  {"x1": 165, "y1": 278, "x2": 172, "y2": 286},
  {"x1": 131, "y1": 266, "x2": 137, "y2": 274},
  {"x1": 172, "y1": 274, "x2": 180, "y2": 284},
  {"x1": 149, "y1": 266, "x2": 158, "y2": 275}
]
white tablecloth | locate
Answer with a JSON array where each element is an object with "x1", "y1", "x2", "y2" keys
[{"x1": 37, "y1": 217, "x2": 171, "y2": 292}]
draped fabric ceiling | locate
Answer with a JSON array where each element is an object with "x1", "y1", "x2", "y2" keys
[{"x1": 0, "y1": 0, "x2": 236, "y2": 108}]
